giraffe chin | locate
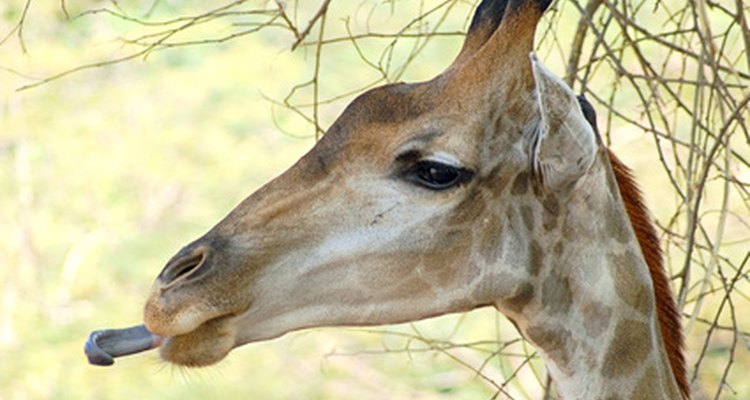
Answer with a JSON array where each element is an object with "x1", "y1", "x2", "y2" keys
[{"x1": 157, "y1": 313, "x2": 239, "y2": 367}]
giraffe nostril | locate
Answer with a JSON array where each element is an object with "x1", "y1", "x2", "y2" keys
[{"x1": 159, "y1": 246, "x2": 209, "y2": 286}]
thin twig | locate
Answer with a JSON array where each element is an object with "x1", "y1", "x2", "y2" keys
[
  {"x1": 0, "y1": 0, "x2": 33, "y2": 53},
  {"x1": 291, "y1": 0, "x2": 331, "y2": 51}
]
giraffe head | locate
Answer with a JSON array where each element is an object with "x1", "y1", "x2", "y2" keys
[
  {"x1": 81, "y1": 0, "x2": 691, "y2": 396},
  {"x1": 138, "y1": 0, "x2": 598, "y2": 366}
]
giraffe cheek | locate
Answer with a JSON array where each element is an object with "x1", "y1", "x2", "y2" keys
[{"x1": 477, "y1": 213, "x2": 504, "y2": 264}]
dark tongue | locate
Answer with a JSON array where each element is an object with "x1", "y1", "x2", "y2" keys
[{"x1": 84, "y1": 324, "x2": 163, "y2": 366}]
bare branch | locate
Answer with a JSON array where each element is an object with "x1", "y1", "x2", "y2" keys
[
  {"x1": 291, "y1": 0, "x2": 331, "y2": 50},
  {"x1": 0, "y1": 0, "x2": 33, "y2": 53}
]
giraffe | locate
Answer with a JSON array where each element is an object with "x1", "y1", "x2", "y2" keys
[{"x1": 85, "y1": 0, "x2": 689, "y2": 398}]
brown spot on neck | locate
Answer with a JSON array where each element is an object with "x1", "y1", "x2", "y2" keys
[
  {"x1": 602, "y1": 319, "x2": 651, "y2": 378},
  {"x1": 541, "y1": 194, "x2": 561, "y2": 231},
  {"x1": 581, "y1": 300, "x2": 612, "y2": 338},
  {"x1": 611, "y1": 250, "x2": 654, "y2": 316},
  {"x1": 503, "y1": 282, "x2": 535, "y2": 313},
  {"x1": 632, "y1": 366, "x2": 660, "y2": 399},
  {"x1": 553, "y1": 241, "x2": 564, "y2": 256},
  {"x1": 511, "y1": 171, "x2": 530, "y2": 195},
  {"x1": 526, "y1": 324, "x2": 574, "y2": 373},
  {"x1": 602, "y1": 198, "x2": 631, "y2": 243},
  {"x1": 541, "y1": 269, "x2": 572, "y2": 315},
  {"x1": 528, "y1": 239, "x2": 543, "y2": 276},
  {"x1": 607, "y1": 150, "x2": 688, "y2": 399},
  {"x1": 520, "y1": 205, "x2": 535, "y2": 231}
]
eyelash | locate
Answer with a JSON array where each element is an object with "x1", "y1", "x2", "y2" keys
[{"x1": 402, "y1": 160, "x2": 474, "y2": 190}]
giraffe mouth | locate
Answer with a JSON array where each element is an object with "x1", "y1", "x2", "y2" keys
[
  {"x1": 85, "y1": 311, "x2": 246, "y2": 367},
  {"x1": 84, "y1": 324, "x2": 163, "y2": 366}
]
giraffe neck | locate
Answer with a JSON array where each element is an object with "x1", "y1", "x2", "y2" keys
[
  {"x1": 514, "y1": 254, "x2": 683, "y2": 399},
  {"x1": 491, "y1": 153, "x2": 684, "y2": 399}
]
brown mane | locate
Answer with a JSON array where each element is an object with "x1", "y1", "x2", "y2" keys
[{"x1": 607, "y1": 149, "x2": 689, "y2": 399}]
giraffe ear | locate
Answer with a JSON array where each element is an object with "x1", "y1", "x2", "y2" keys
[{"x1": 529, "y1": 53, "x2": 597, "y2": 193}]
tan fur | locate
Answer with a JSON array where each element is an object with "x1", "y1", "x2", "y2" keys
[{"x1": 139, "y1": 1, "x2": 688, "y2": 398}]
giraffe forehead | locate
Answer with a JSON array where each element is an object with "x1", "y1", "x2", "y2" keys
[
  {"x1": 328, "y1": 111, "x2": 489, "y2": 174},
  {"x1": 319, "y1": 75, "x2": 534, "y2": 175},
  {"x1": 342, "y1": 81, "x2": 436, "y2": 125}
]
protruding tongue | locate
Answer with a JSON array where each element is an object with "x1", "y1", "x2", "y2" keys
[{"x1": 84, "y1": 324, "x2": 163, "y2": 366}]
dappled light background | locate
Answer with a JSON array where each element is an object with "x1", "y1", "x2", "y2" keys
[{"x1": 1, "y1": 0, "x2": 748, "y2": 399}]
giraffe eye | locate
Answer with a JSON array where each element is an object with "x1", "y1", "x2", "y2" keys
[{"x1": 404, "y1": 161, "x2": 473, "y2": 190}]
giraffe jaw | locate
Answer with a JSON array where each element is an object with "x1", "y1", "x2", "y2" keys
[{"x1": 153, "y1": 313, "x2": 242, "y2": 367}]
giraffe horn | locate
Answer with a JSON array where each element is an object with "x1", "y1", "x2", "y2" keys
[
  {"x1": 445, "y1": 0, "x2": 551, "y2": 102},
  {"x1": 451, "y1": 0, "x2": 509, "y2": 67},
  {"x1": 452, "y1": 0, "x2": 552, "y2": 69}
]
